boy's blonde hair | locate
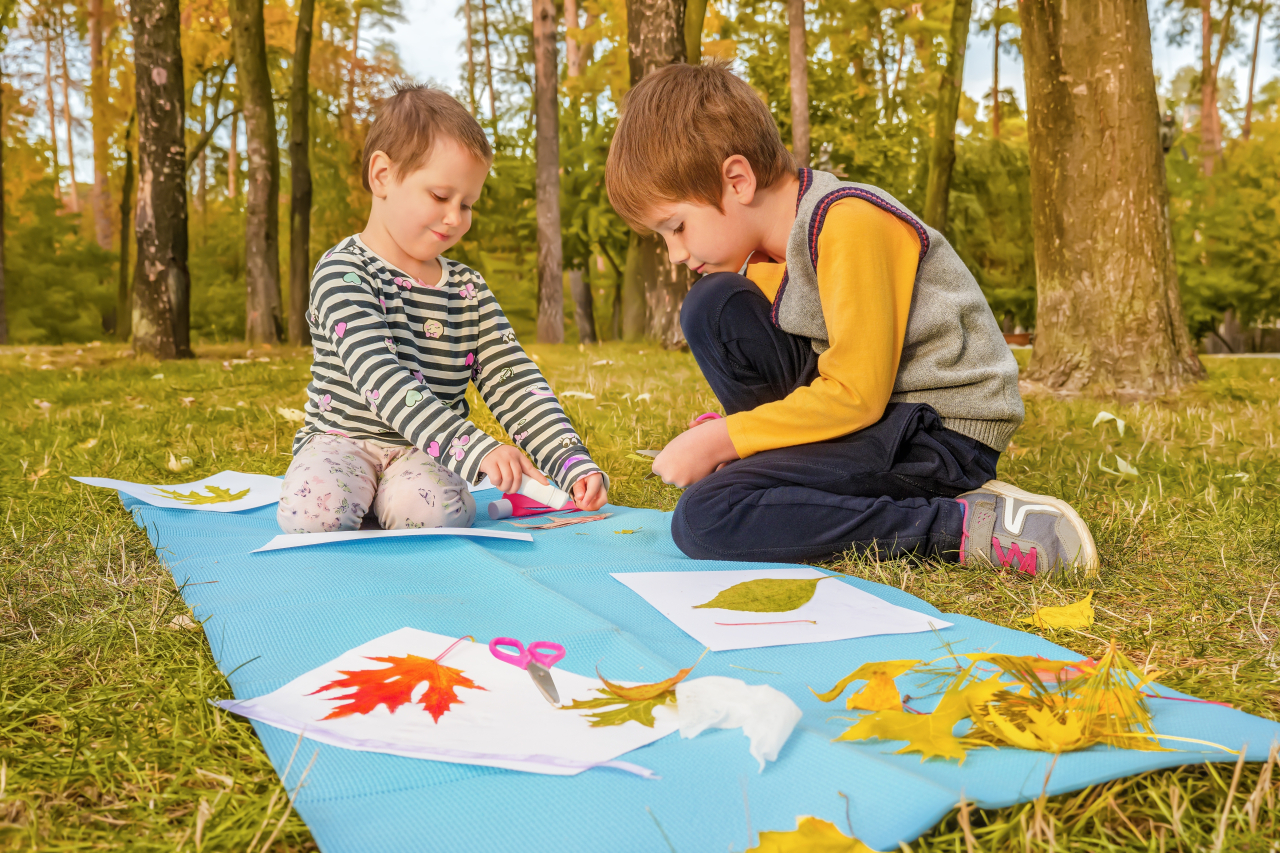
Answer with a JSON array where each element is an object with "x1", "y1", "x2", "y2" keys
[
  {"x1": 362, "y1": 83, "x2": 492, "y2": 191},
  {"x1": 606, "y1": 61, "x2": 796, "y2": 229}
]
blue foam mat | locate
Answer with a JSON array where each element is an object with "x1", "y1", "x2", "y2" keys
[{"x1": 124, "y1": 491, "x2": 1280, "y2": 852}]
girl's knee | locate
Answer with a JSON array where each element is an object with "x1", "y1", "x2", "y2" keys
[{"x1": 377, "y1": 478, "x2": 476, "y2": 530}]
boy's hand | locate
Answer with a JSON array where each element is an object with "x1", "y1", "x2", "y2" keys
[
  {"x1": 572, "y1": 472, "x2": 608, "y2": 511},
  {"x1": 652, "y1": 418, "x2": 740, "y2": 488},
  {"x1": 479, "y1": 445, "x2": 547, "y2": 495}
]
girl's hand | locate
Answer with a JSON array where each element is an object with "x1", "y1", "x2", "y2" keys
[
  {"x1": 572, "y1": 472, "x2": 607, "y2": 512},
  {"x1": 479, "y1": 445, "x2": 547, "y2": 494}
]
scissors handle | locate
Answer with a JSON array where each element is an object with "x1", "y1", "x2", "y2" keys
[{"x1": 488, "y1": 637, "x2": 565, "y2": 669}]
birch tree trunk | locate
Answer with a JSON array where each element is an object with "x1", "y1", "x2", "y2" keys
[
  {"x1": 464, "y1": 0, "x2": 476, "y2": 114},
  {"x1": 1019, "y1": 0, "x2": 1203, "y2": 396},
  {"x1": 230, "y1": 0, "x2": 283, "y2": 344},
  {"x1": 0, "y1": 55, "x2": 6, "y2": 344},
  {"x1": 1242, "y1": 2, "x2": 1263, "y2": 140},
  {"x1": 532, "y1": 0, "x2": 563, "y2": 343},
  {"x1": 622, "y1": 0, "x2": 692, "y2": 348},
  {"x1": 480, "y1": 0, "x2": 496, "y2": 123},
  {"x1": 44, "y1": 38, "x2": 62, "y2": 206},
  {"x1": 991, "y1": 0, "x2": 1000, "y2": 139},
  {"x1": 922, "y1": 0, "x2": 972, "y2": 231},
  {"x1": 117, "y1": 113, "x2": 135, "y2": 341},
  {"x1": 787, "y1": 0, "x2": 809, "y2": 166},
  {"x1": 564, "y1": 0, "x2": 596, "y2": 343},
  {"x1": 58, "y1": 30, "x2": 80, "y2": 213},
  {"x1": 227, "y1": 114, "x2": 238, "y2": 197},
  {"x1": 289, "y1": 0, "x2": 316, "y2": 347},
  {"x1": 88, "y1": 0, "x2": 113, "y2": 249},
  {"x1": 130, "y1": 0, "x2": 190, "y2": 358}
]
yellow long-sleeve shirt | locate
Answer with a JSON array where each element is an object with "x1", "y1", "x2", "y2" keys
[{"x1": 725, "y1": 197, "x2": 922, "y2": 458}]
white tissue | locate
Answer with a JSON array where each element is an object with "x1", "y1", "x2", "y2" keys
[{"x1": 675, "y1": 676, "x2": 802, "y2": 771}]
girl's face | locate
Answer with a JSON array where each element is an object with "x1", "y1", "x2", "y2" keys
[{"x1": 368, "y1": 137, "x2": 490, "y2": 266}]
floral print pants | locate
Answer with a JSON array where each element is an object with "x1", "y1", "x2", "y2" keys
[{"x1": 278, "y1": 435, "x2": 476, "y2": 533}]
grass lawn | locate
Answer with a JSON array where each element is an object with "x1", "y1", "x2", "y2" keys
[{"x1": 1, "y1": 341, "x2": 1278, "y2": 852}]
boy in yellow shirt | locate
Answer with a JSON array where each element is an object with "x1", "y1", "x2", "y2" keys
[{"x1": 605, "y1": 62, "x2": 1097, "y2": 577}]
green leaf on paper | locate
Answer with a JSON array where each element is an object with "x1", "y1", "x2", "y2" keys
[
  {"x1": 562, "y1": 687, "x2": 675, "y2": 728},
  {"x1": 152, "y1": 485, "x2": 251, "y2": 505},
  {"x1": 693, "y1": 577, "x2": 829, "y2": 613}
]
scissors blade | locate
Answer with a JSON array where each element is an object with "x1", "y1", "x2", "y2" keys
[{"x1": 526, "y1": 660, "x2": 560, "y2": 706}]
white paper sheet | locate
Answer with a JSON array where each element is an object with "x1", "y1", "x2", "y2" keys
[
  {"x1": 73, "y1": 470, "x2": 284, "y2": 512},
  {"x1": 611, "y1": 568, "x2": 951, "y2": 651},
  {"x1": 252, "y1": 527, "x2": 532, "y2": 552},
  {"x1": 216, "y1": 627, "x2": 678, "y2": 776}
]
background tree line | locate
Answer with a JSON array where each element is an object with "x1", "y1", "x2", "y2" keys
[{"x1": 0, "y1": 1, "x2": 1276, "y2": 379}]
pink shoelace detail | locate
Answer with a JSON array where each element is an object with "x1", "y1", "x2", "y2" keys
[{"x1": 993, "y1": 537, "x2": 1038, "y2": 575}]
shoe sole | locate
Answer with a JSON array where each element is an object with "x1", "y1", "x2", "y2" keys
[{"x1": 980, "y1": 480, "x2": 1101, "y2": 576}]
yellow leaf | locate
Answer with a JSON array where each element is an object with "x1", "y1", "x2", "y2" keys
[
  {"x1": 811, "y1": 660, "x2": 919, "y2": 710},
  {"x1": 1019, "y1": 591, "x2": 1095, "y2": 629},
  {"x1": 153, "y1": 485, "x2": 251, "y2": 505},
  {"x1": 748, "y1": 817, "x2": 876, "y2": 853}
]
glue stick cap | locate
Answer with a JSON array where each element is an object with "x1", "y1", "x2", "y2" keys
[{"x1": 487, "y1": 499, "x2": 514, "y2": 520}]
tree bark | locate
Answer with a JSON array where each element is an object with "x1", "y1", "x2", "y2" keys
[
  {"x1": 623, "y1": 0, "x2": 694, "y2": 347},
  {"x1": 130, "y1": 0, "x2": 191, "y2": 359},
  {"x1": 532, "y1": 0, "x2": 563, "y2": 343},
  {"x1": 1242, "y1": 2, "x2": 1263, "y2": 140},
  {"x1": 88, "y1": 0, "x2": 113, "y2": 248},
  {"x1": 0, "y1": 55, "x2": 6, "y2": 344},
  {"x1": 787, "y1": 0, "x2": 809, "y2": 166},
  {"x1": 118, "y1": 113, "x2": 135, "y2": 341},
  {"x1": 1019, "y1": 0, "x2": 1203, "y2": 396},
  {"x1": 991, "y1": 0, "x2": 1000, "y2": 139},
  {"x1": 565, "y1": 0, "x2": 581, "y2": 76},
  {"x1": 464, "y1": 0, "x2": 476, "y2": 114},
  {"x1": 58, "y1": 29, "x2": 80, "y2": 214},
  {"x1": 228, "y1": 114, "x2": 238, "y2": 197},
  {"x1": 480, "y1": 0, "x2": 496, "y2": 124},
  {"x1": 1199, "y1": 1, "x2": 1220, "y2": 173},
  {"x1": 346, "y1": 7, "x2": 361, "y2": 119},
  {"x1": 289, "y1": 0, "x2": 316, "y2": 347},
  {"x1": 44, "y1": 38, "x2": 62, "y2": 207},
  {"x1": 922, "y1": 0, "x2": 973, "y2": 231},
  {"x1": 568, "y1": 269, "x2": 597, "y2": 343},
  {"x1": 230, "y1": 0, "x2": 283, "y2": 344},
  {"x1": 685, "y1": 0, "x2": 707, "y2": 64}
]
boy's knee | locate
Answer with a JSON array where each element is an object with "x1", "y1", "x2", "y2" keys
[
  {"x1": 670, "y1": 479, "x2": 731, "y2": 560},
  {"x1": 680, "y1": 273, "x2": 772, "y2": 350}
]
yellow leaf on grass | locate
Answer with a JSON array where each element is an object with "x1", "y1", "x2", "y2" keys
[
  {"x1": 1092, "y1": 411, "x2": 1127, "y2": 437},
  {"x1": 836, "y1": 676, "x2": 1005, "y2": 764},
  {"x1": 812, "y1": 660, "x2": 920, "y2": 711},
  {"x1": 1019, "y1": 591, "x2": 1095, "y2": 629},
  {"x1": 748, "y1": 817, "x2": 876, "y2": 853}
]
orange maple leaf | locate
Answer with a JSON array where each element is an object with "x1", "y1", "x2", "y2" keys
[{"x1": 310, "y1": 653, "x2": 485, "y2": 722}]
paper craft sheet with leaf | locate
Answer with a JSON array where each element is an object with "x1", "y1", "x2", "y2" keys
[
  {"x1": 73, "y1": 470, "x2": 284, "y2": 512},
  {"x1": 252, "y1": 527, "x2": 533, "y2": 553},
  {"x1": 694, "y1": 577, "x2": 829, "y2": 612},
  {"x1": 216, "y1": 628, "x2": 679, "y2": 776},
  {"x1": 611, "y1": 568, "x2": 952, "y2": 652}
]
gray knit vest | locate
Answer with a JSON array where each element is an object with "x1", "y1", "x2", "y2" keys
[{"x1": 773, "y1": 169, "x2": 1024, "y2": 451}]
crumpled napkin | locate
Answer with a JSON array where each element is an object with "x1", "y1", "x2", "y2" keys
[{"x1": 675, "y1": 676, "x2": 803, "y2": 771}]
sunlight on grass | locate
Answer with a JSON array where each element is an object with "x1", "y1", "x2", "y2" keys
[{"x1": 1, "y1": 342, "x2": 1278, "y2": 850}]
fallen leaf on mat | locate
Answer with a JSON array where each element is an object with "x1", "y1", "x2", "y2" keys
[
  {"x1": 748, "y1": 817, "x2": 876, "y2": 853},
  {"x1": 310, "y1": 653, "x2": 485, "y2": 722},
  {"x1": 599, "y1": 665, "x2": 697, "y2": 702},
  {"x1": 563, "y1": 689, "x2": 675, "y2": 727},
  {"x1": 694, "y1": 577, "x2": 829, "y2": 613},
  {"x1": 812, "y1": 660, "x2": 921, "y2": 711},
  {"x1": 503, "y1": 512, "x2": 612, "y2": 530},
  {"x1": 153, "y1": 485, "x2": 250, "y2": 505},
  {"x1": 1019, "y1": 591, "x2": 1095, "y2": 629},
  {"x1": 614, "y1": 527, "x2": 642, "y2": 534}
]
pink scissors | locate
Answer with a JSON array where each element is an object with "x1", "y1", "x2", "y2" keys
[{"x1": 488, "y1": 637, "x2": 566, "y2": 705}]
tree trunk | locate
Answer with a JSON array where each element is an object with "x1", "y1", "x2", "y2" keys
[
  {"x1": 568, "y1": 269, "x2": 597, "y2": 343},
  {"x1": 88, "y1": 0, "x2": 113, "y2": 248},
  {"x1": 228, "y1": 114, "x2": 238, "y2": 197},
  {"x1": 464, "y1": 0, "x2": 476, "y2": 114},
  {"x1": 922, "y1": 0, "x2": 973, "y2": 231},
  {"x1": 787, "y1": 0, "x2": 809, "y2": 166},
  {"x1": 624, "y1": 0, "x2": 695, "y2": 347},
  {"x1": 565, "y1": 0, "x2": 580, "y2": 76},
  {"x1": 118, "y1": 113, "x2": 135, "y2": 341},
  {"x1": 1242, "y1": 3, "x2": 1263, "y2": 140},
  {"x1": 1019, "y1": 0, "x2": 1203, "y2": 396},
  {"x1": 991, "y1": 0, "x2": 1000, "y2": 139},
  {"x1": 480, "y1": 0, "x2": 496, "y2": 124},
  {"x1": 58, "y1": 31, "x2": 80, "y2": 214},
  {"x1": 1199, "y1": 1, "x2": 1221, "y2": 174},
  {"x1": 289, "y1": 0, "x2": 316, "y2": 347},
  {"x1": 532, "y1": 0, "x2": 563, "y2": 343},
  {"x1": 346, "y1": 8, "x2": 361, "y2": 118},
  {"x1": 0, "y1": 56, "x2": 6, "y2": 344},
  {"x1": 130, "y1": 0, "x2": 191, "y2": 359},
  {"x1": 231, "y1": 0, "x2": 283, "y2": 344},
  {"x1": 44, "y1": 39, "x2": 62, "y2": 206},
  {"x1": 685, "y1": 0, "x2": 707, "y2": 64}
]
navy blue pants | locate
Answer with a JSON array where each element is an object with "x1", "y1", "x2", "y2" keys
[{"x1": 671, "y1": 273, "x2": 1000, "y2": 564}]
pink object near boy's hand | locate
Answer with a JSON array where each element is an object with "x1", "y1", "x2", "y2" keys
[{"x1": 692, "y1": 412, "x2": 723, "y2": 425}]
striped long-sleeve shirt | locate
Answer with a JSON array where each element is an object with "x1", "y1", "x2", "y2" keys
[{"x1": 293, "y1": 235, "x2": 606, "y2": 490}]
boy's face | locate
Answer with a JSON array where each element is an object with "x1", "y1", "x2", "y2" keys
[
  {"x1": 371, "y1": 137, "x2": 489, "y2": 262},
  {"x1": 643, "y1": 198, "x2": 758, "y2": 276}
]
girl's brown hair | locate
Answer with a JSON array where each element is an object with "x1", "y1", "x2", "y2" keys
[
  {"x1": 361, "y1": 83, "x2": 493, "y2": 191},
  {"x1": 606, "y1": 61, "x2": 796, "y2": 229}
]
